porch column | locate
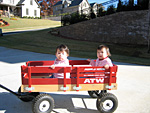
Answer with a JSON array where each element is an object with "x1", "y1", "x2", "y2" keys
[{"x1": 7, "y1": 6, "x2": 10, "y2": 18}]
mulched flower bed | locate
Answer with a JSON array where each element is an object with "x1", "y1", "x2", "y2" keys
[{"x1": 0, "y1": 18, "x2": 9, "y2": 27}]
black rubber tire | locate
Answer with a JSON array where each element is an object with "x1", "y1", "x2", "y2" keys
[
  {"x1": 88, "y1": 90, "x2": 107, "y2": 98},
  {"x1": 32, "y1": 94, "x2": 54, "y2": 113},
  {"x1": 96, "y1": 93, "x2": 118, "y2": 113},
  {"x1": 18, "y1": 87, "x2": 40, "y2": 102}
]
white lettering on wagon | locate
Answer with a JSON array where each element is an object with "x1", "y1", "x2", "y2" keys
[
  {"x1": 84, "y1": 68, "x2": 105, "y2": 71},
  {"x1": 84, "y1": 78, "x2": 104, "y2": 83}
]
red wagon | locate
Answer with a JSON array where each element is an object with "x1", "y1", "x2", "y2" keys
[{"x1": 0, "y1": 60, "x2": 118, "y2": 113}]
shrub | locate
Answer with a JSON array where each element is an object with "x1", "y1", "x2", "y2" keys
[
  {"x1": 49, "y1": 15, "x2": 53, "y2": 17},
  {"x1": 61, "y1": 15, "x2": 70, "y2": 26},
  {"x1": 4, "y1": 21, "x2": 8, "y2": 25},
  {"x1": 0, "y1": 19, "x2": 9, "y2": 26},
  {"x1": 0, "y1": 21, "x2": 5, "y2": 26},
  {"x1": 61, "y1": 12, "x2": 89, "y2": 26},
  {"x1": 22, "y1": 16, "x2": 27, "y2": 18},
  {"x1": 90, "y1": 9, "x2": 96, "y2": 19},
  {"x1": 97, "y1": 7, "x2": 106, "y2": 17}
]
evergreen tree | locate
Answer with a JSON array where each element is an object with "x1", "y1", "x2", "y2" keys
[
  {"x1": 117, "y1": 0, "x2": 123, "y2": 12},
  {"x1": 106, "y1": 5, "x2": 116, "y2": 15}
]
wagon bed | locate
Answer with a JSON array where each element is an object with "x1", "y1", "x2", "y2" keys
[{"x1": 21, "y1": 60, "x2": 118, "y2": 92}]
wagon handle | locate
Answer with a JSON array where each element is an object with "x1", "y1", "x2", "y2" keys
[
  {"x1": 0, "y1": 84, "x2": 36, "y2": 100},
  {"x1": 0, "y1": 84, "x2": 19, "y2": 96}
]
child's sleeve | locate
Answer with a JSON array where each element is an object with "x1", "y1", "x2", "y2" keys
[
  {"x1": 107, "y1": 58, "x2": 113, "y2": 66},
  {"x1": 64, "y1": 59, "x2": 69, "y2": 65}
]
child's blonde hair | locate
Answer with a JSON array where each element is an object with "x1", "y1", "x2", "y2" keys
[{"x1": 97, "y1": 45, "x2": 111, "y2": 56}]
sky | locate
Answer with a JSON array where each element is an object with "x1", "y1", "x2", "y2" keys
[
  {"x1": 88, "y1": 0, "x2": 118, "y2": 9},
  {"x1": 88, "y1": 0, "x2": 138, "y2": 9},
  {"x1": 88, "y1": 0, "x2": 137, "y2": 4}
]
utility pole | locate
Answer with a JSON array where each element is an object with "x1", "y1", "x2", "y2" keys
[{"x1": 148, "y1": 0, "x2": 150, "y2": 53}]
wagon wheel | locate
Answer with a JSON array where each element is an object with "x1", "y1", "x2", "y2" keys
[
  {"x1": 32, "y1": 94, "x2": 54, "y2": 113},
  {"x1": 18, "y1": 87, "x2": 40, "y2": 102},
  {"x1": 88, "y1": 90, "x2": 107, "y2": 98},
  {"x1": 96, "y1": 93, "x2": 118, "y2": 113}
]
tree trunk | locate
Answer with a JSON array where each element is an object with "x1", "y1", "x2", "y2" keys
[{"x1": 129, "y1": 0, "x2": 134, "y2": 6}]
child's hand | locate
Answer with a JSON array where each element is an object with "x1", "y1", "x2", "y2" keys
[
  {"x1": 87, "y1": 59, "x2": 91, "y2": 62},
  {"x1": 104, "y1": 64, "x2": 109, "y2": 69},
  {"x1": 48, "y1": 74, "x2": 53, "y2": 77},
  {"x1": 51, "y1": 65, "x2": 55, "y2": 69},
  {"x1": 89, "y1": 60, "x2": 95, "y2": 66}
]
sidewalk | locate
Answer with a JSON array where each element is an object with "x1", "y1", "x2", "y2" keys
[{"x1": 0, "y1": 46, "x2": 150, "y2": 113}]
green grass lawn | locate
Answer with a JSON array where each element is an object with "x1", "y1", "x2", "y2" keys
[
  {"x1": 0, "y1": 17, "x2": 150, "y2": 65},
  {"x1": 0, "y1": 17, "x2": 61, "y2": 32}
]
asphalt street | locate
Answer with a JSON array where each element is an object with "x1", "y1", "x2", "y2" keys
[{"x1": 0, "y1": 46, "x2": 150, "y2": 113}]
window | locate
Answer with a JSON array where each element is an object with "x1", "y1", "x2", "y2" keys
[
  {"x1": 84, "y1": 3, "x2": 86, "y2": 7},
  {"x1": 30, "y1": 0, "x2": 33, "y2": 5},
  {"x1": 64, "y1": 4, "x2": 68, "y2": 8},
  {"x1": 26, "y1": 8, "x2": 29, "y2": 15},
  {"x1": 34, "y1": 10, "x2": 37, "y2": 16}
]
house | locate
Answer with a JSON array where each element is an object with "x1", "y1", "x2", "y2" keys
[
  {"x1": 0, "y1": 0, "x2": 41, "y2": 18},
  {"x1": 37, "y1": 0, "x2": 60, "y2": 16},
  {"x1": 90, "y1": 2, "x2": 98, "y2": 15},
  {"x1": 53, "y1": 0, "x2": 92, "y2": 16}
]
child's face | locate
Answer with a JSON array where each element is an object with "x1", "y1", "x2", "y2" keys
[
  {"x1": 97, "y1": 48, "x2": 108, "y2": 60},
  {"x1": 56, "y1": 49, "x2": 68, "y2": 61}
]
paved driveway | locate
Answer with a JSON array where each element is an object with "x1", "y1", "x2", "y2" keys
[{"x1": 0, "y1": 47, "x2": 150, "y2": 113}]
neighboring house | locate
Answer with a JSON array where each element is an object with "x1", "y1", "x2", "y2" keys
[
  {"x1": 53, "y1": 1, "x2": 63, "y2": 15},
  {"x1": 90, "y1": 2, "x2": 98, "y2": 15},
  {"x1": 37, "y1": 0, "x2": 60, "y2": 16},
  {"x1": 0, "y1": 0, "x2": 41, "y2": 18},
  {"x1": 53, "y1": 0, "x2": 92, "y2": 16}
]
